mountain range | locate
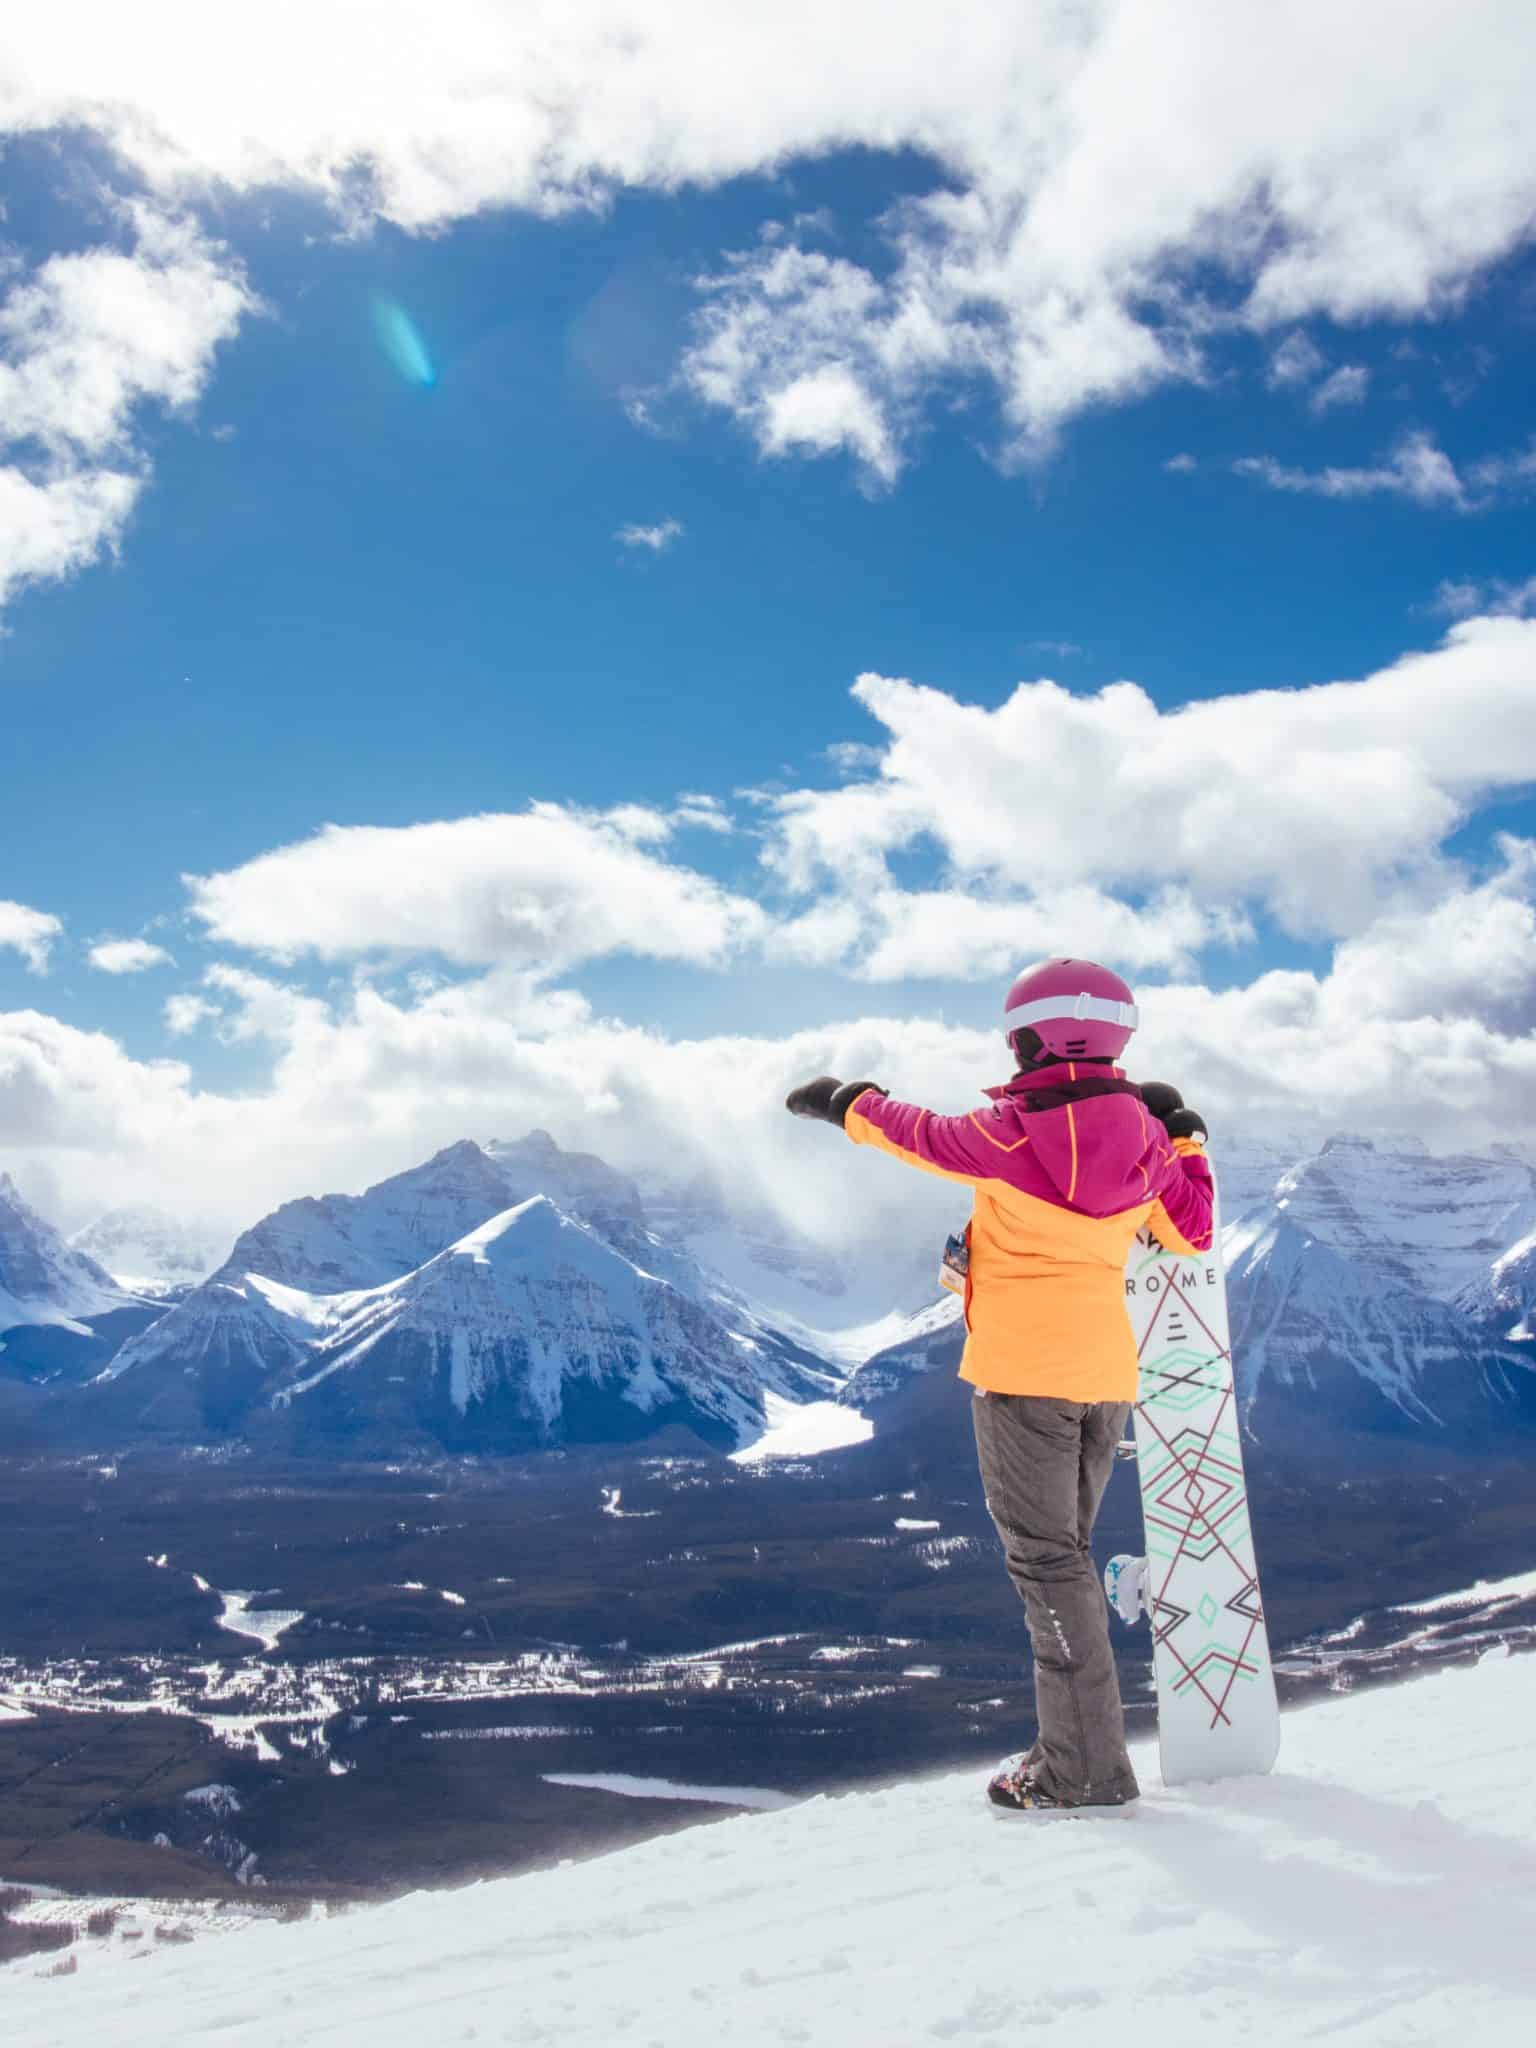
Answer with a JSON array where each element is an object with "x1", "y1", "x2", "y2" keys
[
  {"x1": 5, "y1": 1135, "x2": 832, "y2": 1456},
  {"x1": 3, "y1": 1126, "x2": 1535, "y2": 1464}
]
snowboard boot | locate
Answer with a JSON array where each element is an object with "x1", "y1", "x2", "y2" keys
[{"x1": 985, "y1": 1753, "x2": 1063, "y2": 1812}]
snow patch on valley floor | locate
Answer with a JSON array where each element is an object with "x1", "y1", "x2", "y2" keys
[
  {"x1": 730, "y1": 1391, "x2": 873, "y2": 1463},
  {"x1": 217, "y1": 1592, "x2": 305, "y2": 1652}
]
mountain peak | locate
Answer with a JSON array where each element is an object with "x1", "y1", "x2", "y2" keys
[{"x1": 0, "y1": 1172, "x2": 137, "y2": 1335}]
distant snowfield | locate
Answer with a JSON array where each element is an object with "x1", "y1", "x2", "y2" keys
[
  {"x1": 730, "y1": 1391, "x2": 873, "y2": 1463},
  {"x1": 10, "y1": 1650, "x2": 1536, "y2": 2045}
]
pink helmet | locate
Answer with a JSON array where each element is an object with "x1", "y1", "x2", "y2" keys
[{"x1": 1003, "y1": 957, "x2": 1139, "y2": 1065}]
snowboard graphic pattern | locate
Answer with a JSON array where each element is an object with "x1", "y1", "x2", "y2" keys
[{"x1": 1125, "y1": 1188, "x2": 1280, "y2": 1785}]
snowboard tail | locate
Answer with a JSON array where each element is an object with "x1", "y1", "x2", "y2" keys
[{"x1": 1122, "y1": 1189, "x2": 1280, "y2": 1785}]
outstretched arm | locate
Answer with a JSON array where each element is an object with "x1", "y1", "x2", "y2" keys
[{"x1": 785, "y1": 1071, "x2": 1013, "y2": 1186}]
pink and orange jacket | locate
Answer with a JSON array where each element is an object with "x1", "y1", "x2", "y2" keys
[{"x1": 844, "y1": 1064, "x2": 1214, "y2": 1402}]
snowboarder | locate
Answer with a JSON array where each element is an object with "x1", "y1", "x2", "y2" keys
[{"x1": 785, "y1": 957, "x2": 1213, "y2": 1811}]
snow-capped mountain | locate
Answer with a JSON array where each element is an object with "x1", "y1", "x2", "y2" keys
[
  {"x1": 68, "y1": 1205, "x2": 228, "y2": 1296},
  {"x1": 1265, "y1": 1134, "x2": 1536, "y2": 1301},
  {"x1": 82, "y1": 1135, "x2": 836, "y2": 1453},
  {"x1": 0, "y1": 1172, "x2": 142, "y2": 1338},
  {"x1": 96, "y1": 1195, "x2": 781, "y2": 1453},
  {"x1": 1457, "y1": 1226, "x2": 1536, "y2": 1342},
  {"x1": 1224, "y1": 1207, "x2": 1536, "y2": 1447}
]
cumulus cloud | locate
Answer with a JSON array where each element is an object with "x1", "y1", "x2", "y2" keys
[
  {"x1": 0, "y1": 4, "x2": 1531, "y2": 482},
  {"x1": 0, "y1": 205, "x2": 252, "y2": 607},
  {"x1": 88, "y1": 938, "x2": 173, "y2": 974},
  {"x1": 8, "y1": 875, "x2": 1536, "y2": 1258},
  {"x1": 1322, "y1": 839, "x2": 1536, "y2": 1034},
  {"x1": 770, "y1": 886, "x2": 1247, "y2": 982},
  {"x1": 183, "y1": 805, "x2": 766, "y2": 971},
  {"x1": 616, "y1": 518, "x2": 684, "y2": 552},
  {"x1": 0, "y1": 902, "x2": 63, "y2": 973},
  {"x1": 763, "y1": 619, "x2": 1536, "y2": 939},
  {"x1": 163, "y1": 993, "x2": 219, "y2": 1036}
]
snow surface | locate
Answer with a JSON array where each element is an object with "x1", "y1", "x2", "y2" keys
[
  {"x1": 729, "y1": 1390, "x2": 873, "y2": 1462},
  {"x1": 0, "y1": 1172, "x2": 141, "y2": 1336},
  {"x1": 11, "y1": 1651, "x2": 1536, "y2": 2044},
  {"x1": 215, "y1": 1591, "x2": 305, "y2": 1652},
  {"x1": 541, "y1": 1772, "x2": 796, "y2": 1810}
]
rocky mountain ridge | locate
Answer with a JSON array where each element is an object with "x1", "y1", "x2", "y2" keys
[
  {"x1": 60, "y1": 1135, "x2": 835, "y2": 1454},
  {"x1": 0, "y1": 1173, "x2": 143, "y2": 1337}
]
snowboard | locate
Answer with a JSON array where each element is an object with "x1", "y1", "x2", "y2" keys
[{"x1": 1116, "y1": 1178, "x2": 1280, "y2": 1785}]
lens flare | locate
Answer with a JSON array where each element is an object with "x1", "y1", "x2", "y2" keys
[{"x1": 370, "y1": 294, "x2": 436, "y2": 388}]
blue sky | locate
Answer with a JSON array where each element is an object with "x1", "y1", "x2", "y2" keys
[{"x1": 2, "y1": 4, "x2": 1535, "y2": 1229}]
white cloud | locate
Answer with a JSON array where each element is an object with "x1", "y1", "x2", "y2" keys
[
  {"x1": 1164, "y1": 452, "x2": 1197, "y2": 474},
  {"x1": 1310, "y1": 364, "x2": 1369, "y2": 413},
  {"x1": 764, "y1": 618, "x2": 1536, "y2": 939},
  {"x1": 8, "y1": 875, "x2": 1536, "y2": 1258},
  {"x1": 1235, "y1": 431, "x2": 1536, "y2": 511},
  {"x1": 0, "y1": 5, "x2": 1529, "y2": 482},
  {"x1": 1467, "y1": 438, "x2": 1536, "y2": 494},
  {"x1": 616, "y1": 518, "x2": 684, "y2": 552},
  {"x1": 1233, "y1": 431, "x2": 1467, "y2": 508},
  {"x1": 164, "y1": 993, "x2": 218, "y2": 1036},
  {"x1": 1322, "y1": 838, "x2": 1536, "y2": 1032},
  {"x1": 0, "y1": 465, "x2": 142, "y2": 610},
  {"x1": 1267, "y1": 332, "x2": 1326, "y2": 388},
  {"x1": 183, "y1": 805, "x2": 766, "y2": 971},
  {"x1": 0, "y1": 205, "x2": 251, "y2": 607},
  {"x1": 88, "y1": 938, "x2": 173, "y2": 974},
  {"x1": 0, "y1": 901, "x2": 62, "y2": 973},
  {"x1": 769, "y1": 885, "x2": 1247, "y2": 982},
  {"x1": 1431, "y1": 573, "x2": 1536, "y2": 619}
]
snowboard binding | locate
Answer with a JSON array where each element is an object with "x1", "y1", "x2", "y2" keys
[{"x1": 1103, "y1": 1552, "x2": 1149, "y2": 1627}]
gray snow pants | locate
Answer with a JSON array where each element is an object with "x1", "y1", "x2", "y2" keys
[{"x1": 971, "y1": 1390, "x2": 1139, "y2": 1806}]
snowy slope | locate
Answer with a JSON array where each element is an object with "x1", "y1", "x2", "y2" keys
[
  {"x1": 0, "y1": 1173, "x2": 141, "y2": 1336},
  {"x1": 1224, "y1": 1207, "x2": 1536, "y2": 1437},
  {"x1": 9, "y1": 1650, "x2": 1535, "y2": 2045},
  {"x1": 271, "y1": 1194, "x2": 777, "y2": 1448},
  {"x1": 1269, "y1": 1133, "x2": 1536, "y2": 1302},
  {"x1": 1458, "y1": 1225, "x2": 1536, "y2": 1341}
]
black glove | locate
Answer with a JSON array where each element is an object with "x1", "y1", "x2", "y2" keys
[
  {"x1": 785, "y1": 1076, "x2": 886, "y2": 1127},
  {"x1": 1139, "y1": 1081, "x2": 1208, "y2": 1144}
]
